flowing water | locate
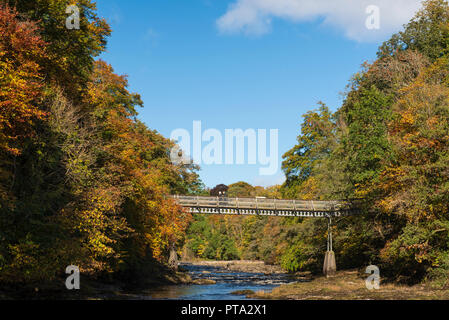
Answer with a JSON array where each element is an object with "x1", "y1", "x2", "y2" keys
[{"x1": 140, "y1": 262, "x2": 299, "y2": 300}]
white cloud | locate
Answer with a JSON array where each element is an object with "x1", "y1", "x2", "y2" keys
[{"x1": 216, "y1": 0, "x2": 424, "y2": 41}]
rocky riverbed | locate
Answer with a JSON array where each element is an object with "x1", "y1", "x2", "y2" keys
[
  {"x1": 141, "y1": 261, "x2": 300, "y2": 300},
  {"x1": 181, "y1": 260, "x2": 288, "y2": 275}
]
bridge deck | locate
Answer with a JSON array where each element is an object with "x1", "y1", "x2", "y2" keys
[{"x1": 170, "y1": 195, "x2": 359, "y2": 218}]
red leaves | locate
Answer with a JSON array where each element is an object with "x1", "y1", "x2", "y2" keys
[{"x1": 0, "y1": 5, "x2": 48, "y2": 155}]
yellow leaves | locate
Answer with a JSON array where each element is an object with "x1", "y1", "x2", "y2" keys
[
  {"x1": 354, "y1": 187, "x2": 369, "y2": 199},
  {"x1": 197, "y1": 243, "x2": 207, "y2": 257},
  {"x1": 295, "y1": 176, "x2": 318, "y2": 200},
  {"x1": 426, "y1": 115, "x2": 439, "y2": 129},
  {"x1": 400, "y1": 111, "x2": 415, "y2": 126},
  {"x1": 0, "y1": 4, "x2": 200, "y2": 283},
  {"x1": 69, "y1": 186, "x2": 130, "y2": 269},
  {"x1": 378, "y1": 197, "x2": 397, "y2": 213}
]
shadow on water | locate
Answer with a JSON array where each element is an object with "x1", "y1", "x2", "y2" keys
[{"x1": 141, "y1": 262, "x2": 300, "y2": 300}]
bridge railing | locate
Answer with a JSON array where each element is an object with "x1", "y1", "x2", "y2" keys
[{"x1": 170, "y1": 195, "x2": 356, "y2": 212}]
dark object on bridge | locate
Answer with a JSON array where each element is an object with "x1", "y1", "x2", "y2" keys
[{"x1": 210, "y1": 184, "x2": 228, "y2": 197}]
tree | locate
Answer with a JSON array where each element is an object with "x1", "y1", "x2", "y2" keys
[
  {"x1": 282, "y1": 103, "x2": 338, "y2": 199},
  {"x1": 227, "y1": 182, "x2": 254, "y2": 197},
  {"x1": 210, "y1": 184, "x2": 229, "y2": 197},
  {"x1": 378, "y1": 0, "x2": 449, "y2": 61},
  {"x1": 7, "y1": 0, "x2": 111, "y2": 99},
  {"x1": 0, "y1": 5, "x2": 201, "y2": 287},
  {"x1": 374, "y1": 57, "x2": 449, "y2": 283},
  {"x1": 0, "y1": 5, "x2": 47, "y2": 156}
]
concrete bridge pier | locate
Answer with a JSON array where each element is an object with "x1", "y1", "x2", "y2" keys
[
  {"x1": 168, "y1": 243, "x2": 178, "y2": 271},
  {"x1": 323, "y1": 251, "x2": 336, "y2": 277},
  {"x1": 323, "y1": 217, "x2": 336, "y2": 277}
]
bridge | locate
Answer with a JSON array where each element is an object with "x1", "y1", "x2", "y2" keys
[
  {"x1": 171, "y1": 195, "x2": 362, "y2": 277},
  {"x1": 170, "y1": 195, "x2": 360, "y2": 218}
]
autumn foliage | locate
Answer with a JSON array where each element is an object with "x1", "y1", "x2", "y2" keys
[
  {"x1": 279, "y1": 0, "x2": 449, "y2": 285},
  {"x1": 0, "y1": 6, "x2": 47, "y2": 156},
  {"x1": 0, "y1": 3, "x2": 198, "y2": 287},
  {"x1": 3, "y1": 0, "x2": 449, "y2": 291}
]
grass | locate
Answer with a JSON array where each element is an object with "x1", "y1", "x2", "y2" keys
[{"x1": 248, "y1": 270, "x2": 449, "y2": 300}]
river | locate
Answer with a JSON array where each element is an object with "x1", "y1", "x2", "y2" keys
[{"x1": 139, "y1": 262, "x2": 298, "y2": 300}]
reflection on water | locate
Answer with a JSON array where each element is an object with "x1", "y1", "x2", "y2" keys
[{"x1": 141, "y1": 263, "x2": 299, "y2": 300}]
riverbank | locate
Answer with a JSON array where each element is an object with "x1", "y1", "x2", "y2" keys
[
  {"x1": 6, "y1": 260, "x2": 447, "y2": 300},
  {"x1": 1, "y1": 261, "x2": 281, "y2": 299},
  {"x1": 0, "y1": 265, "x2": 193, "y2": 300},
  {"x1": 247, "y1": 269, "x2": 449, "y2": 300}
]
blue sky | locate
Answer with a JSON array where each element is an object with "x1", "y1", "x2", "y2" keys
[{"x1": 95, "y1": 0, "x2": 422, "y2": 188}]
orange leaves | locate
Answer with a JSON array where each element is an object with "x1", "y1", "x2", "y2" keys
[
  {"x1": 86, "y1": 60, "x2": 140, "y2": 118},
  {"x1": 0, "y1": 5, "x2": 47, "y2": 63},
  {"x1": 82, "y1": 60, "x2": 193, "y2": 263},
  {"x1": 374, "y1": 54, "x2": 449, "y2": 223},
  {"x1": 390, "y1": 69, "x2": 449, "y2": 163},
  {"x1": 0, "y1": 5, "x2": 48, "y2": 155},
  {"x1": 0, "y1": 3, "x2": 200, "y2": 283}
]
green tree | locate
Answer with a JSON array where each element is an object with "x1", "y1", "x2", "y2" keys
[{"x1": 378, "y1": 0, "x2": 449, "y2": 61}]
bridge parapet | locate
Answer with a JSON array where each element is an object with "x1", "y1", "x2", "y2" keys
[{"x1": 170, "y1": 195, "x2": 360, "y2": 217}]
